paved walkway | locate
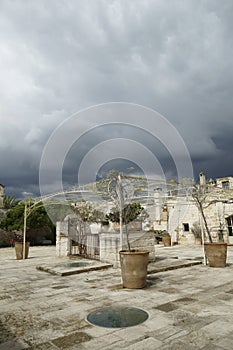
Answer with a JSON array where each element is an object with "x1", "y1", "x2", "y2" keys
[{"x1": 1, "y1": 245, "x2": 233, "y2": 349}]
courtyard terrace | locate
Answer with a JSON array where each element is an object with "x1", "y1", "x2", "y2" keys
[{"x1": 1, "y1": 245, "x2": 233, "y2": 349}]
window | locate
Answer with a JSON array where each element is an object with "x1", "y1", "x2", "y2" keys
[
  {"x1": 183, "y1": 223, "x2": 189, "y2": 232},
  {"x1": 222, "y1": 181, "x2": 229, "y2": 189},
  {"x1": 226, "y1": 216, "x2": 233, "y2": 236}
]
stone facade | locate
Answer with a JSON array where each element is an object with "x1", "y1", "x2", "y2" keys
[{"x1": 152, "y1": 174, "x2": 233, "y2": 245}]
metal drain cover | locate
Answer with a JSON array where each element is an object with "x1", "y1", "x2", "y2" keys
[{"x1": 86, "y1": 306, "x2": 149, "y2": 328}]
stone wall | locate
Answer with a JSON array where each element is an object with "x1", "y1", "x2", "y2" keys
[
  {"x1": 56, "y1": 214, "x2": 155, "y2": 265},
  {"x1": 99, "y1": 233, "x2": 120, "y2": 267},
  {"x1": 99, "y1": 231, "x2": 155, "y2": 267},
  {"x1": 56, "y1": 221, "x2": 70, "y2": 257},
  {"x1": 56, "y1": 220, "x2": 100, "y2": 259}
]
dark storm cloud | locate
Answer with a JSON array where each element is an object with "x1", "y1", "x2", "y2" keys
[{"x1": 0, "y1": 0, "x2": 233, "y2": 197}]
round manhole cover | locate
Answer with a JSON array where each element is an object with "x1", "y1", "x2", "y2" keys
[{"x1": 86, "y1": 306, "x2": 149, "y2": 328}]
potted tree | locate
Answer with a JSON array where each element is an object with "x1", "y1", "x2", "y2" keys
[
  {"x1": 0, "y1": 200, "x2": 54, "y2": 260},
  {"x1": 97, "y1": 171, "x2": 150, "y2": 288},
  {"x1": 14, "y1": 230, "x2": 30, "y2": 260},
  {"x1": 0, "y1": 202, "x2": 31, "y2": 259},
  {"x1": 192, "y1": 181, "x2": 227, "y2": 267},
  {"x1": 107, "y1": 201, "x2": 149, "y2": 288}
]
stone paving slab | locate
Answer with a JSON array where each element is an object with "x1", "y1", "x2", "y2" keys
[
  {"x1": 148, "y1": 258, "x2": 202, "y2": 273},
  {"x1": 36, "y1": 259, "x2": 113, "y2": 276},
  {"x1": 36, "y1": 255, "x2": 201, "y2": 277},
  {"x1": 1, "y1": 245, "x2": 233, "y2": 349}
]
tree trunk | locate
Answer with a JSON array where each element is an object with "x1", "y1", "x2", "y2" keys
[
  {"x1": 125, "y1": 223, "x2": 131, "y2": 252},
  {"x1": 198, "y1": 202, "x2": 212, "y2": 243}
]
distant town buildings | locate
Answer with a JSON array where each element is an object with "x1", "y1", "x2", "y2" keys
[
  {"x1": 55, "y1": 172, "x2": 233, "y2": 266},
  {"x1": 2, "y1": 172, "x2": 233, "y2": 253},
  {"x1": 152, "y1": 173, "x2": 233, "y2": 245}
]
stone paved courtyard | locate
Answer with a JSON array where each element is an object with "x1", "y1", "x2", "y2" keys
[{"x1": 1, "y1": 245, "x2": 233, "y2": 349}]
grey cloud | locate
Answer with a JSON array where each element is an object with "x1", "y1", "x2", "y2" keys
[{"x1": 0, "y1": 0, "x2": 233, "y2": 196}]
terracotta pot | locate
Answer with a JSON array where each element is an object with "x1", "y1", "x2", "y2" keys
[
  {"x1": 15, "y1": 242, "x2": 30, "y2": 260},
  {"x1": 204, "y1": 242, "x2": 227, "y2": 267},
  {"x1": 119, "y1": 250, "x2": 149, "y2": 289},
  {"x1": 195, "y1": 237, "x2": 202, "y2": 245},
  {"x1": 162, "y1": 235, "x2": 171, "y2": 247}
]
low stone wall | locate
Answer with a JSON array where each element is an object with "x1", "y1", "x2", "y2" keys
[
  {"x1": 100, "y1": 231, "x2": 155, "y2": 267},
  {"x1": 99, "y1": 233, "x2": 120, "y2": 267},
  {"x1": 56, "y1": 220, "x2": 155, "y2": 265},
  {"x1": 56, "y1": 221, "x2": 70, "y2": 257}
]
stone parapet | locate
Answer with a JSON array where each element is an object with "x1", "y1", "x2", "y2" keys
[
  {"x1": 56, "y1": 221, "x2": 70, "y2": 257},
  {"x1": 100, "y1": 231, "x2": 155, "y2": 267}
]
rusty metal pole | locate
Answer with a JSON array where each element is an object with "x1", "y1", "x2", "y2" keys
[
  {"x1": 23, "y1": 203, "x2": 27, "y2": 259},
  {"x1": 117, "y1": 175, "x2": 124, "y2": 251}
]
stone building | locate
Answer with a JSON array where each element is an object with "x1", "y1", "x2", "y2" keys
[
  {"x1": 0, "y1": 184, "x2": 4, "y2": 208},
  {"x1": 152, "y1": 173, "x2": 233, "y2": 245},
  {"x1": 55, "y1": 172, "x2": 233, "y2": 262}
]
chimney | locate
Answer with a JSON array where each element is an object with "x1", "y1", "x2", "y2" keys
[{"x1": 199, "y1": 172, "x2": 206, "y2": 187}]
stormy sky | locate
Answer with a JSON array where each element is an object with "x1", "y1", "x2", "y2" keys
[{"x1": 0, "y1": 0, "x2": 233, "y2": 198}]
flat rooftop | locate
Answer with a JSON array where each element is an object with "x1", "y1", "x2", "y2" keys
[{"x1": 1, "y1": 245, "x2": 233, "y2": 349}]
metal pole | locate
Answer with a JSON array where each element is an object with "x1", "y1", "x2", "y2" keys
[
  {"x1": 23, "y1": 203, "x2": 27, "y2": 259},
  {"x1": 117, "y1": 175, "x2": 124, "y2": 251},
  {"x1": 200, "y1": 215, "x2": 207, "y2": 265}
]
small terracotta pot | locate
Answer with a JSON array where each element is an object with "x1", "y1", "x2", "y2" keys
[
  {"x1": 162, "y1": 235, "x2": 171, "y2": 247},
  {"x1": 204, "y1": 242, "x2": 227, "y2": 267},
  {"x1": 195, "y1": 237, "x2": 202, "y2": 245},
  {"x1": 15, "y1": 242, "x2": 30, "y2": 260}
]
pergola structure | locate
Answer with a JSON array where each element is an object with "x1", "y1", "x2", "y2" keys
[{"x1": 21, "y1": 176, "x2": 163, "y2": 259}]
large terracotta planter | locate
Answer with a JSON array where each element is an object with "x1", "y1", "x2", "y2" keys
[
  {"x1": 15, "y1": 242, "x2": 30, "y2": 260},
  {"x1": 162, "y1": 235, "x2": 171, "y2": 247},
  {"x1": 204, "y1": 242, "x2": 227, "y2": 267},
  {"x1": 119, "y1": 250, "x2": 149, "y2": 289}
]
